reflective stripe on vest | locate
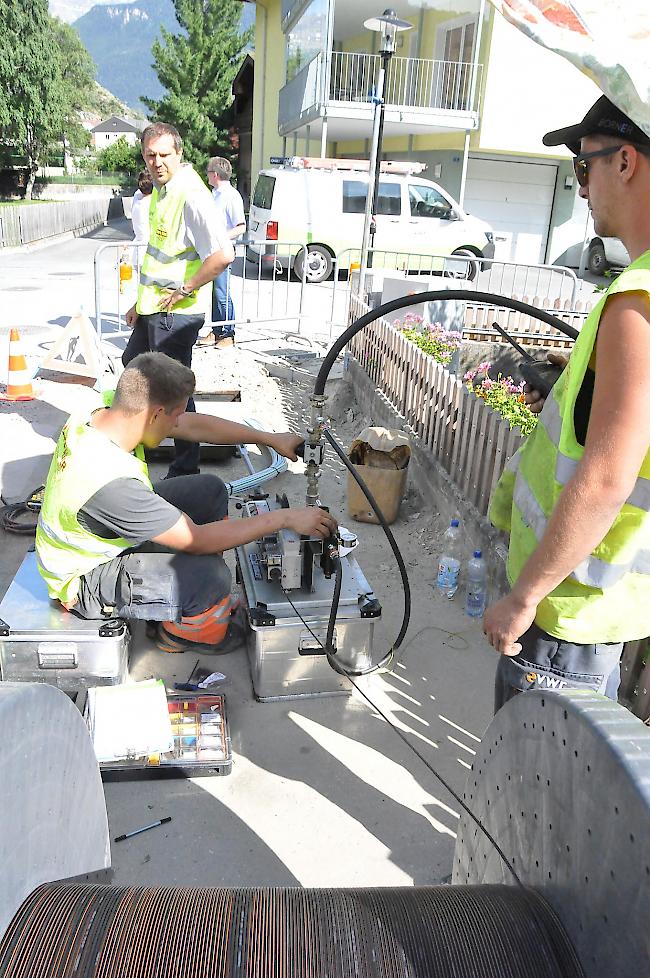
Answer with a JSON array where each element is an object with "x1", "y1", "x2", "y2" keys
[
  {"x1": 36, "y1": 401, "x2": 152, "y2": 604},
  {"x1": 136, "y1": 164, "x2": 211, "y2": 316},
  {"x1": 489, "y1": 250, "x2": 650, "y2": 643}
]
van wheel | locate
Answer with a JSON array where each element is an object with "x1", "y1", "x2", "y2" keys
[
  {"x1": 587, "y1": 240, "x2": 608, "y2": 276},
  {"x1": 293, "y1": 246, "x2": 333, "y2": 284},
  {"x1": 445, "y1": 248, "x2": 479, "y2": 281}
]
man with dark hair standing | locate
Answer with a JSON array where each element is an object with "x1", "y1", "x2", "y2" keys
[
  {"x1": 485, "y1": 96, "x2": 650, "y2": 711},
  {"x1": 36, "y1": 352, "x2": 336, "y2": 654},
  {"x1": 198, "y1": 156, "x2": 246, "y2": 348},
  {"x1": 124, "y1": 123, "x2": 234, "y2": 479}
]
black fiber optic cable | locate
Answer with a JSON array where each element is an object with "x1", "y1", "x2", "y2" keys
[
  {"x1": 313, "y1": 290, "x2": 578, "y2": 673},
  {"x1": 322, "y1": 427, "x2": 410, "y2": 674}
]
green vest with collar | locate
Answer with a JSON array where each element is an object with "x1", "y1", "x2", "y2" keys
[
  {"x1": 489, "y1": 250, "x2": 650, "y2": 643},
  {"x1": 35, "y1": 392, "x2": 153, "y2": 605},
  {"x1": 136, "y1": 163, "x2": 211, "y2": 316}
]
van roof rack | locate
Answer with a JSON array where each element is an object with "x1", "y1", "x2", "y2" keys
[{"x1": 279, "y1": 157, "x2": 427, "y2": 175}]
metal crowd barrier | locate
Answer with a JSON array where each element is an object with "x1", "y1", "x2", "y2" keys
[
  {"x1": 93, "y1": 240, "x2": 311, "y2": 349},
  {"x1": 94, "y1": 238, "x2": 580, "y2": 349}
]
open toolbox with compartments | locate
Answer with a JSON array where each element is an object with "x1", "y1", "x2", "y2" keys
[{"x1": 89, "y1": 692, "x2": 232, "y2": 778}]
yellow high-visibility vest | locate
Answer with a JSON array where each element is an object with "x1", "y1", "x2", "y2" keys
[
  {"x1": 136, "y1": 164, "x2": 211, "y2": 316},
  {"x1": 36, "y1": 393, "x2": 152, "y2": 604},
  {"x1": 489, "y1": 250, "x2": 650, "y2": 643}
]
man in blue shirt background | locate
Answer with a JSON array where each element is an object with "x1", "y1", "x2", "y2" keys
[{"x1": 199, "y1": 157, "x2": 246, "y2": 348}]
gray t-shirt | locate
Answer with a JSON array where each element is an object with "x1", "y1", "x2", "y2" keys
[{"x1": 78, "y1": 478, "x2": 181, "y2": 544}]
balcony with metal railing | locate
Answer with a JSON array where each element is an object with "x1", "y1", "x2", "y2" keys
[
  {"x1": 278, "y1": 50, "x2": 482, "y2": 138},
  {"x1": 329, "y1": 51, "x2": 481, "y2": 114}
]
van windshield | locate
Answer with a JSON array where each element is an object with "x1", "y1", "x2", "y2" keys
[
  {"x1": 253, "y1": 175, "x2": 276, "y2": 210},
  {"x1": 342, "y1": 180, "x2": 401, "y2": 216}
]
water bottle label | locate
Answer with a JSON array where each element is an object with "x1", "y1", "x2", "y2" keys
[
  {"x1": 466, "y1": 585, "x2": 487, "y2": 617},
  {"x1": 437, "y1": 558, "x2": 460, "y2": 591}
]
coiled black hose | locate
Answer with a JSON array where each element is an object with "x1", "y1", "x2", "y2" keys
[{"x1": 316, "y1": 290, "x2": 578, "y2": 673}]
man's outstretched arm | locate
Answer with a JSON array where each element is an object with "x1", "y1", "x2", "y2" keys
[
  {"x1": 172, "y1": 413, "x2": 304, "y2": 461},
  {"x1": 152, "y1": 505, "x2": 337, "y2": 556}
]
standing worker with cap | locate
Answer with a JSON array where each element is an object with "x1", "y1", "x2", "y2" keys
[
  {"x1": 198, "y1": 157, "x2": 246, "y2": 349},
  {"x1": 124, "y1": 123, "x2": 234, "y2": 479},
  {"x1": 485, "y1": 95, "x2": 650, "y2": 711}
]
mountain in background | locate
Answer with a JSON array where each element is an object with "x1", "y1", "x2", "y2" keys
[
  {"x1": 72, "y1": 0, "x2": 177, "y2": 113},
  {"x1": 71, "y1": 0, "x2": 255, "y2": 115}
]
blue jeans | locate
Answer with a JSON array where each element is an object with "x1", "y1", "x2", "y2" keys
[
  {"x1": 75, "y1": 475, "x2": 231, "y2": 621},
  {"x1": 211, "y1": 266, "x2": 235, "y2": 339}
]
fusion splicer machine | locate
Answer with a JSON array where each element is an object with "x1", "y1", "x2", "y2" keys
[{"x1": 235, "y1": 432, "x2": 382, "y2": 701}]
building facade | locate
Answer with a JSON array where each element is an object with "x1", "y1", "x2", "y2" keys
[
  {"x1": 250, "y1": 0, "x2": 601, "y2": 266},
  {"x1": 91, "y1": 117, "x2": 146, "y2": 152}
]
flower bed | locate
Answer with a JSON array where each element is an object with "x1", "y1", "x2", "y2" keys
[
  {"x1": 464, "y1": 362, "x2": 537, "y2": 436},
  {"x1": 395, "y1": 313, "x2": 462, "y2": 368},
  {"x1": 394, "y1": 315, "x2": 537, "y2": 436}
]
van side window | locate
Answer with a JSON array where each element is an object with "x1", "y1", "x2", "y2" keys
[
  {"x1": 342, "y1": 180, "x2": 367, "y2": 214},
  {"x1": 409, "y1": 184, "x2": 452, "y2": 219},
  {"x1": 342, "y1": 180, "x2": 401, "y2": 216},
  {"x1": 253, "y1": 175, "x2": 276, "y2": 209}
]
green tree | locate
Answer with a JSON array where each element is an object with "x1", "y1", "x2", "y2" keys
[
  {"x1": 144, "y1": 0, "x2": 251, "y2": 172},
  {"x1": 0, "y1": 4, "x2": 96, "y2": 196},
  {"x1": 95, "y1": 136, "x2": 142, "y2": 175},
  {"x1": 0, "y1": 1, "x2": 66, "y2": 196},
  {"x1": 50, "y1": 19, "x2": 97, "y2": 152}
]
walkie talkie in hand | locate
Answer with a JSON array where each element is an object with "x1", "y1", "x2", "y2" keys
[{"x1": 491, "y1": 322, "x2": 564, "y2": 398}]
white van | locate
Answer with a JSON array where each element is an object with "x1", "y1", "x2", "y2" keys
[{"x1": 248, "y1": 157, "x2": 495, "y2": 283}]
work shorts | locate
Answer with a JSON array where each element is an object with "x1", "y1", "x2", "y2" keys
[{"x1": 494, "y1": 622, "x2": 622, "y2": 714}]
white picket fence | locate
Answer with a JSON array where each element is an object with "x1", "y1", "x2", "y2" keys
[{"x1": 462, "y1": 294, "x2": 594, "y2": 348}]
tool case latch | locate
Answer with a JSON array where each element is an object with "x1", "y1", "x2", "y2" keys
[
  {"x1": 359, "y1": 597, "x2": 382, "y2": 618},
  {"x1": 249, "y1": 605, "x2": 276, "y2": 627},
  {"x1": 99, "y1": 618, "x2": 127, "y2": 638}
]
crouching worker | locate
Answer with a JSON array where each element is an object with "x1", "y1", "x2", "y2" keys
[{"x1": 35, "y1": 351, "x2": 337, "y2": 654}]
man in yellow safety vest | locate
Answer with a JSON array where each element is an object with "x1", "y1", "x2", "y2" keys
[
  {"x1": 124, "y1": 122, "x2": 234, "y2": 479},
  {"x1": 484, "y1": 96, "x2": 650, "y2": 711},
  {"x1": 36, "y1": 352, "x2": 337, "y2": 653}
]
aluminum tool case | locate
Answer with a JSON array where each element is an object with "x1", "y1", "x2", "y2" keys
[
  {"x1": 0, "y1": 551, "x2": 129, "y2": 693},
  {"x1": 236, "y1": 542, "x2": 381, "y2": 701}
]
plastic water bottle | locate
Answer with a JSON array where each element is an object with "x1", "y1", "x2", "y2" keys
[
  {"x1": 465, "y1": 550, "x2": 487, "y2": 618},
  {"x1": 436, "y1": 519, "x2": 462, "y2": 598}
]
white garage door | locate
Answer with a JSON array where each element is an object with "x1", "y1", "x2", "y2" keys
[{"x1": 464, "y1": 159, "x2": 557, "y2": 264}]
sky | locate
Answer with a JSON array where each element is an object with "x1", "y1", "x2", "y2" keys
[{"x1": 49, "y1": 0, "x2": 132, "y2": 24}]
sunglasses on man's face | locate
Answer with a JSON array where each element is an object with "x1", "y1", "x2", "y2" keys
[{"x1": 572, "y1": 144, "x2": 624, "y2": 187}]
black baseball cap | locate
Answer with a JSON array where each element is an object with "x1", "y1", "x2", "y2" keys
[{"x1": 543, "y1": 95, "x2": 650, "y2": 155}]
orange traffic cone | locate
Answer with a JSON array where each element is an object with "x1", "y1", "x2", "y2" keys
[{"x1": 1, "y1": 328, "x2": 35, "y2": 402}]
